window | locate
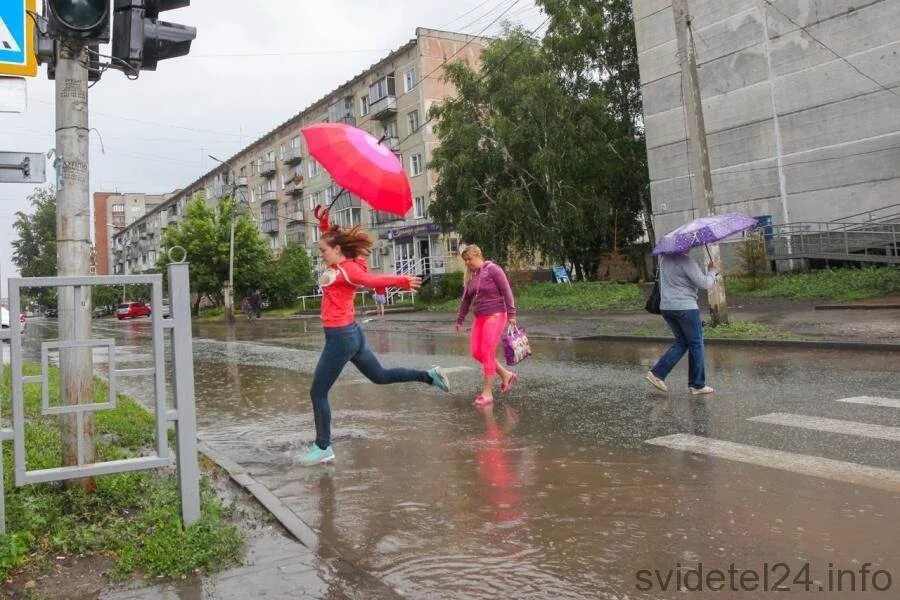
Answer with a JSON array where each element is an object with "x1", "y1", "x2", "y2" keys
[
  {"x1": 290, "y1": 135, "x2": 300, "y2": 149},
  {"x1": 281, "y1": 173, "x2": 289, "y2": 189},
  {"x1": 409, "y1": 153, "x2": 422, "y2": 177},
  {"x1": 403, "y1": 68, "x2": 416, "y2": 93},
  {"x1": 267, "y1": 150, "x2": 275, "y2": 162},
  {"x1": 448, "y1": 238, "x2": 459, "y2": 255},
  {"x1": 383, "y1": 120, "x2": 398, "y2": 140},
  {"x1": 360, "y1": 95, "x2": 369, "y2": 116},
  {"x1": 240, "y1": 166, "x2": 246, "y2": 177},
  {"x1": 407, "y1": 110, "x2": 420, "y2": 135},
  {"x1": 414, "y1": 195, "x2": 427, "y2": 218},
  {"x1": 308, "y1": 159, "x2": 319, "y2": 178},
  {"x1": 251, "y1": 161, "x2": 259, "y2": 175},
  {"x1": 370, "y1": 249, "x2": 382, "y2": 269},
  {"x1": 112, "y1": 203, "x2": 124, "y2": 212},
  {"x1": 369, "y1": 75, "x2": 395, "y2": 102},
  {"x1": 280, "y1": 143, "x2": 287, "y2": 160}
]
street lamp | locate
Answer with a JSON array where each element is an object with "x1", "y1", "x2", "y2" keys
[{"x1": 208, "y1": 155, "x2": 249, "y2": 322}]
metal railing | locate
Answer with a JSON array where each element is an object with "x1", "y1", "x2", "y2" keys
[{"x1": 768, "y1": 222, "x2": 899, "y2": 264}]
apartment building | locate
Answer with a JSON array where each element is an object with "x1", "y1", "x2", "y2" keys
[
  {"x1": 93, "y1": 191, "x2": 173, "y2": 275},
  {"x1": 633, "y1": 1, "x2": 900, "y2": 239},
  {"x1": 110, "y1": 28, "x2": 490, "y2": 278}
]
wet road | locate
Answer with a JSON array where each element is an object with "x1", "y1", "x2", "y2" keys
[{"x1": 17, "y1": 316, "x2": 900, "y2": 598}]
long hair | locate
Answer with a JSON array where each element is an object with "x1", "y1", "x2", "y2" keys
[
  {"x1": 321, "y1": 225, "x2": 373, "y2": 259},
  {"x1": 460, "y1": 244, "x2": 484, "y2": 286}
]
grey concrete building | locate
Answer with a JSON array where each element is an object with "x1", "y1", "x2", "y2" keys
[
  {"x1": 633, "y1": 0, "x2": 900, "y2": 244},
  {"x1": 111, "y1": 28, "x2": 490, "y2": 278}
]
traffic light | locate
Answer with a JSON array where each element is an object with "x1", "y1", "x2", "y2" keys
[
  {"x1": 112, "y1": 0, "x2": 196, "y2": 71},
  {"x1": 45, "y1": 0, "x2": 111, "y2": 43}
]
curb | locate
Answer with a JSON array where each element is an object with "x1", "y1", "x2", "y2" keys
[
  {"x1": 814, "y1": 304, "x2": 900, "y2": 310},
  {"x1": 196, "y1": 441, "x2": 406, "y2": 599},
  {"x1": 577, "y1": 334, "x2": 900, "y2": 351},
  {"x1": 197, "y1": 441, "x2": 320, "y2": 549}
]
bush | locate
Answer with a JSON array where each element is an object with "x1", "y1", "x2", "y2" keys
[
  {"x1": 736, "y1": 231, "x2": 769, "y2": 289},
  {"x1": 726, "y1": 266, "x2": 900, "y2": 301},
  {"x1": 419, "y1": 271, "x2": 464, "y2": 303}
]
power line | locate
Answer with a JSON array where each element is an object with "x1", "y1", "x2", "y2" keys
[
  {"x1": 187, "y1": 48, "x2": 391, "y2": 58},
  {"x1": 439, "y1": 0, "x2": 498, "y2": 29},
  {"x1": 762, "y1": 0, "x2": 900, "y2": 100}
]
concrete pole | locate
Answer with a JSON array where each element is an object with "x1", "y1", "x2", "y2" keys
[
  {"x1": 55, "y1": 43, "x2": 95, "y2": 490},
  {"x1": 225, "y1": 210, "x2": 235, "y2": 323},
  {"x1": 672, "y1": 0, "x2": 729, "y2": 325}
]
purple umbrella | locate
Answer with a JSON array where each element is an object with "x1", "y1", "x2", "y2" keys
[{"x1": 652, "y1": 212, "x2": 759, "y2": 256}]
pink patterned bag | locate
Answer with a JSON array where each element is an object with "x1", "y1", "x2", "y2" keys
[{"x1": 501, "y1": 325, "x2": 532, "y2": 366}]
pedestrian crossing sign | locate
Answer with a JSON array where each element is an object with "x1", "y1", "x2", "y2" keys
[{"x1": 0, "y1": 0, "x2": 37, "y2": 77}]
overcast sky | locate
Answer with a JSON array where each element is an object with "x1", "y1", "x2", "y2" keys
[{"x1": 0, "y1": 0, "x2": 546, "y2": 294}]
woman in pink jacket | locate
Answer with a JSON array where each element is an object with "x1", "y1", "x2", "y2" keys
[{"x1": 455, "y1": 244, "x2": 519, "y2": 406}]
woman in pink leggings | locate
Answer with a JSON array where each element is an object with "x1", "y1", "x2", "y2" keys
[{"x1": 455, "y1": 244, "x2": 519, "y2": 406}]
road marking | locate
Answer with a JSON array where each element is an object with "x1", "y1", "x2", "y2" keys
[
  {"x1": 645, "y1": 434, "x2": 900, "y2": 493},
  {"x1": 837, "y1": 396, "x2": 900, "y2": 409},
  {"x1": 749, "y1": 412, "x2": 900, "y2": 442}
]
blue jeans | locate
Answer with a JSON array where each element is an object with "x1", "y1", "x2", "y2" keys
[
  {"x1": 650, "y1": 309, "x2": 706, "y2": 389},
  {"x1": 311, "y1": 322, "x2": 431, "y2": 449}
]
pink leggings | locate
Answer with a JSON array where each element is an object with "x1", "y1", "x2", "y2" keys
[{"x1": 470, "y1": 312, "x2": 507, "y2": 377}]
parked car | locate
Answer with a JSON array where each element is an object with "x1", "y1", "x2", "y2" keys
[
  {"x1": 44, "y1": 307, "x2": 58, "y2": 318},
  {"x1": 116, "y1": 301, "x2": 151, "y2": 320},
  {"x1": 1, "y1": 307, "x2": 27, "y2": 333}
]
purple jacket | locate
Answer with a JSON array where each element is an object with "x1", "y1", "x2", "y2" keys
[{"x1": 456, "y1": 261, "x2": 517, "y2": 325}]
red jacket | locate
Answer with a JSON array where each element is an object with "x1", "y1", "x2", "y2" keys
[{"x1": 320, "y1": 258, "x2": 411, "y2": 327}]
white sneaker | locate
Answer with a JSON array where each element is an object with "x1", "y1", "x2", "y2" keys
[
  {"x1": 645, "y1": 371, "x2": 668, "y2": 392},
  {"x1": 690, "y1": 385, "x2": 715, "y2": 395}
]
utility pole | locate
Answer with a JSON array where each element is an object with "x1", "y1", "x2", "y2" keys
[
  {"x1": 55, "y1": 43, "x2": 95, "y2": 490},
  {"x1": 672, "y1": 0, "x2": 729, "y2": 325}
]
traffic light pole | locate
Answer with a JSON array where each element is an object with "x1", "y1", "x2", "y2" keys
[{"x1": 55, "y1": 42, "x2": 96, "y2": 490}]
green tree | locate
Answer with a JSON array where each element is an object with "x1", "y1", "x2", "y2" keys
[
  {"x1": 157, "y1": 197, "x2": 271, "y2": 314},
  {"x1": 538, "y1": 0, "x2": 654, "y2": 248},
  {"x1": 11, "y1": 186, "x2": 58, "y2": 307},
  {"x1": 429, "y1": 27, "x2": 645, "y2": 279},
  {"x1": 263, "y1": 244, "x2": 314, "y2": 308}
]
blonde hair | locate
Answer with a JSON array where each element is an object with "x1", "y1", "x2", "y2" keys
[
  {"x1": 460, "y1": 244, "x2": 484, "y2": 286},
  {"x1": 321, "y1": 225, "x2": 373, "y2": 258}
]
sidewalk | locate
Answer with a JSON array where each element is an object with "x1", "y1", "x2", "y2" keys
[{"x1": 358, "y1": 296, "x2": 900, "y2": 347}]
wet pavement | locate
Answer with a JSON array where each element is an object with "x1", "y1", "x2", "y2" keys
[{"x1": 12, "y1": 315, "x2": 900, "y2": 598}]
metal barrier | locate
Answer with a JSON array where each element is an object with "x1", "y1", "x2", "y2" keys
[{"x1": 0, "y1": 258, "x2": 200, "y2": 532}]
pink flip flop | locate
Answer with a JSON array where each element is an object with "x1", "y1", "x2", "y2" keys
[
  {"x1": 500, "y1": 373, "x2": 518, "y2": 394},
  {"x1": 474, "y1": 394, "x2": 494, "y2": 406}
]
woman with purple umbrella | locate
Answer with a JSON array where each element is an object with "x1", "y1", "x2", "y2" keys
[
  {"x1": 644, "y1": 212, "x2": 757, "y2": 395},
  {"x1": 645, "y1": 252, "x2": 718, "y2": 395}
]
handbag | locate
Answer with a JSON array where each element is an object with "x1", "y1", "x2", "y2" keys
[
  {"x1": 644, "y1": 279, "x2": 661, "y2": 314},
  {"x1": 501, "y1": 324, "x2": 532, "y2": 366}
]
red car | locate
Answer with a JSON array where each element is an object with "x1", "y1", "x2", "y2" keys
[{"x1": 116, "y1": 301, "x2": 151, "y2": 320}]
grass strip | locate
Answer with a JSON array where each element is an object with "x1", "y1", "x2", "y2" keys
[{"x1": 0, "y1": 364, "x2": 243, "y2": 582}]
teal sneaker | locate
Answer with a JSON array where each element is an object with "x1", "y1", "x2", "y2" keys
[
  {"x1": 428, "y1": 366, "x2": 451, "y2": 393},
  {"x1": 298, "y1": 443, "x2": 335, "y2": 466}
]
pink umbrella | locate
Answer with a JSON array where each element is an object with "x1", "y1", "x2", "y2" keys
[{"x1": 301, "y1": 123, "x2": 412, "y2": 219}]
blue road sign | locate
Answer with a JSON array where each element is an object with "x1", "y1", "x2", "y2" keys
[{"x1": 0, "y1": 1, "x2": 37, "y2": 77}]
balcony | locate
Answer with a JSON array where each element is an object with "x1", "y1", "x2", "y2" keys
[
  {"x1": 286, "y1": 228, "x2": 307, "y2": 247},
  {"x1": 261, "y1": 218, "x2": 279, "y2": 234},
  {"x1": 382, "y1": 136, "x2": 400, "y2": 150},
  {"x1": 286, "y1": 208, "x2": 304, "y2": 223},
  {"x1": 260, "y1": 160, "x2": 277, "y2": 177},
  {"x1": 234, "y1": 176, "x2": 248, "y2": 188},
  {"x1": 260, "y1": 190, "x2": 278, "y2": 203},
  {"x1": 283, "y1": 147, "x2": 303, "y2": 165},
  {"x1": 285, "y1": 178, "x2": 304, "y2": 196},
  {"x1": 368, "y1": 95, "x2": 397, "y2": 120}
]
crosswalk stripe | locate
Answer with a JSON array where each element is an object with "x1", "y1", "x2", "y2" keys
[
  {"x1": 836, "y1": 396, "x2": 900, "y2": 409},
  {"x1": 645, "y1": 434, "x2": 900, "y2": 493},
  {"x1": 749, "y1": 413, "x2": 900, "y2": 442}
]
